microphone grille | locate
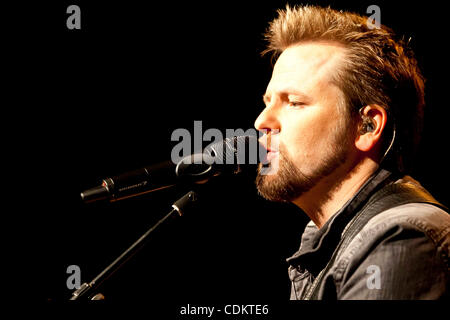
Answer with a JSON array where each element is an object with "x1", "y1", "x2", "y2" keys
[{"x1": 204, "y1": 135, "x2": 260, "y2": 165}]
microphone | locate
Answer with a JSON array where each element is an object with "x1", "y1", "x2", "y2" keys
[{"x1": 80, "y1": 135, "x2": 263, "y2": 203}]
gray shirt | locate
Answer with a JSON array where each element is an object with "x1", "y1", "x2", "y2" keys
[{"x1": 287, "y1": 172, "x2": 449, "y2": 300}]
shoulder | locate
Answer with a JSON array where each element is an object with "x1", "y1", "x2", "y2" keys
[
  {"x1": 333, "y1": 203, "x2": 449, "y2": 299},
  {"x1": 338, "y1": 202, "x2": 450, "y2": 270},
  {"x1": 362, "y1": 202, "x2": 450, "y2": 247},
  {"x1": 354, "y1": 174, "x2": 450, "y2": 255}
]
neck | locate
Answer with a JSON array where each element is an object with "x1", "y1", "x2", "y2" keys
[{"x1": 292, "y1": 158, "x2": 379, "y2": 228}]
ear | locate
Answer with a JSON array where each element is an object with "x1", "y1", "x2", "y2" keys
[{"x1": 355, "y1": 105, "x2": 388, "y2": 152}]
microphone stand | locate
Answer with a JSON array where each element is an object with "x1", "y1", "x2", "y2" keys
[{"x1": 70, "y1": 190, "x2": 198, "y2": 300}]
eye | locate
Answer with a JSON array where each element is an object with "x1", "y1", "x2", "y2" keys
[{"x1": 288, "y1": 101, "x2": 306, "y2": 108}]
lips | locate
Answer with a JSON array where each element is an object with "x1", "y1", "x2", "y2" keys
[
  {"x1": 258, "y1": 136, "x2": 277, "y2": 153},
  {"x1": 266, "y1": 150, "x2": 279, "y2": 162},
  {"x1": 258, "y1": 135, "x2": 279, "y2": 164}
]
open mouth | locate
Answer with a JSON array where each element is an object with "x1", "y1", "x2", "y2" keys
[
  {"x1": 259, "y1": 136, "x2": 279, "y2": 162},
  {"x1": 266, "y1": 150, "x2": 279, "y2": 162}
]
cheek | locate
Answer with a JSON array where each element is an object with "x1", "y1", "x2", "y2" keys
[{"x1": 280, "y1": 110, "x2": 339, "y2": 166}]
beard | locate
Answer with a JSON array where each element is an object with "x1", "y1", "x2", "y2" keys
[{"x1": 255, "y1": 126, "x2": 353, "y2": 203}]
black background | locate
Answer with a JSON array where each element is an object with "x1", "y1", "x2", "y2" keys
[{"x1": 7, "y1": 0, "x2": 449, "y2": 308}]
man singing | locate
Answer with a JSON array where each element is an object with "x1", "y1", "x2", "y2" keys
[{"x1": 254, "y1": 5, "x2": 449, "y2": 299}]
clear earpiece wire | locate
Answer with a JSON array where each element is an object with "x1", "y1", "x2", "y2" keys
[{"x1": 380, "y1": 123, "x2": 396, "y2": 163}]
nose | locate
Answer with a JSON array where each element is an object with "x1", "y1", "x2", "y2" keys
[{"x1": 254, "y1": 104, "x2": 281, "y2": 133}]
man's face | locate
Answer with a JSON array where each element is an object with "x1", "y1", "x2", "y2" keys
[{"x1": 255, "y1": 42, "x2": 356, "y2": 202}]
